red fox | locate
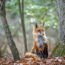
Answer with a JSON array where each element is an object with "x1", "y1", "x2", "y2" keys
[{"x1": 25, "y1": 23, "x2": 49, "y2": 58}]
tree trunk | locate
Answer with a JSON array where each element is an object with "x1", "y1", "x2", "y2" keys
[
  {"x1": 18, "y1": 0, "x2": 28, "y2": 53},
  {"x1": 0, "y1": 0, "x2": 20, "y2": 61},
  {"x1": 57, "y1": 0, "x2": 65, "y2": 44}
]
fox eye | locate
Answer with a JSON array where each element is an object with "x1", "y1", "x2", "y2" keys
[{"x1": 37, "y1": 30, "x2": 40, "y2": 32}]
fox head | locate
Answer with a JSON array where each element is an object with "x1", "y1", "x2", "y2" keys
[{"x1": 33, "y1": 23, "x2": 47, "y2": 47}]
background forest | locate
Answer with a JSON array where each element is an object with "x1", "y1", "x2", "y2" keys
[{"x1": 0, "y1": 0, "x2": 59, "y2": 57}]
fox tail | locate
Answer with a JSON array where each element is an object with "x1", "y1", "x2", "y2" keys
[{"x1": 25, "y1": 52, "x2": 37, "y2": 58}]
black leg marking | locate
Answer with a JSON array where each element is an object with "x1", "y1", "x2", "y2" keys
[
  {"x1": 43, "y1": 47, "x2": 48, "y2": 58},
  {"x1": 40, "y1": 50, "x2": 45, "y2": 58}
]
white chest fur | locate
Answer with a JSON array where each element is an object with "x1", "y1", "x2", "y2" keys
[{"x1": 34, "y1": 32, "x2": 47, "y2": 47}]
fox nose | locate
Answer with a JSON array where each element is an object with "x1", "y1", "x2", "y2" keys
[{"x1": 39, "y1": 35, "x2": 42, "y2": 38}]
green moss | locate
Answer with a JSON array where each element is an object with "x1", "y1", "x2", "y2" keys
[{"x1": 52, "y1": 43, "x2": 65, "y2": 57}]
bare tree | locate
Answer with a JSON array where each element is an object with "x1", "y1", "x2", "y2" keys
[
  {"x1": 0, "y1": 0, "x2": 20, "y2": 61},
  {"x1": 57, "y1": 0, "x2": 65, "y2": 44},
  {"x1": 18, "y1": 0, "x2": 28, "y2": 53}
]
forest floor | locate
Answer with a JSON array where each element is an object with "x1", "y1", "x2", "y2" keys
[{"x1": 0, "y1": 55, "x2": 65, "y2": 65}]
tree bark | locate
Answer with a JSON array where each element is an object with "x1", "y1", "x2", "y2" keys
[
  {"x1": 57, "y1": 0, "x2": 65, "y2": 44},
  {"x1": 18, "y1": 0, "x2": 28, "y2": 53},
  {"x1": 0, "y1": 0, "x2": 20, "y2": 61}
]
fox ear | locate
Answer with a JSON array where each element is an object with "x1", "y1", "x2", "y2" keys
[{"x1": 35, "y1": 23, "x2": 38, "y2": 28}]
